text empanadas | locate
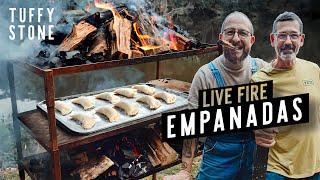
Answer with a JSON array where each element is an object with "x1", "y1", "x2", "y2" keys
[
  {"x1": 96, "y1": 106, "x2": 120, "y2": 122},
  {"x1": 132, "y1": 85, "x2": 155, "y2": 95},
  {"x1": 114, "y1": 102, "x2": 139, "y2": 116},
  {"x1": 154, "y1": 92, "x2": 176, "y2": 104},
  {"x1": 72, "y1": 96, "x2": 95, "y2": 110},
  {"x1": 114, "y1": 88, "x2": 137, "y2": 98},
  {"x1": 71, "y1": 113, "x2": 96, "y2": 129},
  {"x1": 137, "y1": 95, "x2": 161, "y2": 109},
  {"x1": 55, "y1": 100, "x2": 72, "y2": 115},
  {"x1": 95, "y1": 92, "x2": 120, "y2": 104}
]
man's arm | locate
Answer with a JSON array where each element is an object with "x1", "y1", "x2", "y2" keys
[{"x1": 181, "y1": 138, "x2": 198, "y2": 172}]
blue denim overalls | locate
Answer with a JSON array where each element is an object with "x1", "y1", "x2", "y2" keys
[{"x1": 197, "y1": 57, "x2": 258, "y2": 180}]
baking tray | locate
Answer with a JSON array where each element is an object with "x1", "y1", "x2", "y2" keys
[{"x1": 37, "y1": 83, "x2": 188, "y2": 134}]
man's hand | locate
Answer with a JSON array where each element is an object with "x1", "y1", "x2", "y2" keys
[
  {"x1": 163, "y1": 170, "x2": 192, "y2": 180},
  {"x1": 254, "y1": 128, "x2": 278, "y2": 148}
]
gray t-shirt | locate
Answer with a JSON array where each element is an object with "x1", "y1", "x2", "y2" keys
[{"x1": 188, "y1": 55, "x2": 267, "y2": 109}]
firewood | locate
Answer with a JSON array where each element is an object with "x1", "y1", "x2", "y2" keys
[
  {"x1": 98, "y1": 2, "x2": 132, "y2": 58},
  {"x1": 147, "y1": 144, "x2": 161, "y2": 167},
  {"x1": 71, "y1": 152, "x2": 89, "y2": 165},
  {"x1": 145, "y1": 129, "x2": 179, "y2": 166},
  {"x1": 168, "y1": 30, "x2": 192, "y2": 51},
  {"x1": 131, "y1": 50, "x2": 144, "y2": 58},
  {"x1": 139, "y1": 45, "x2": 169, "y2": 56},
  {"x1": 71, "y1": 155, "x2": 114, "y2": 180},
  {"x1": 87, "y1": 31, "x2": 109, "y2": 57},
  {"x1": 58, "y1": 21, "x2": 97, "y2": 52}
]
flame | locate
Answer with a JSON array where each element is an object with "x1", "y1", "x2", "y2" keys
[
  {"x1": 165, "y1": 16, "x2": 179, "y2": 50},
  {"x1": 139, "y1": 45, "x2": 161, "y2": 51},
  {"x1": 133, "y1": 22, "x2": 153, "y2": 47}
]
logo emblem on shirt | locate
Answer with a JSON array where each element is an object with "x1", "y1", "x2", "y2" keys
[{"x1": 302, "y1": 80, "x2": 314, "y2": 86}]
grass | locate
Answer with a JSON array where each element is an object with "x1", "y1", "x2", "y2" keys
[{"x1": 145, "y1": 156, "x2": 202, "y2": 180}]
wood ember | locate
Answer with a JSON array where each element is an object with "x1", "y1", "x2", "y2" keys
[
  {"x1": 71, "y1": 155, "x2": 114, "y2": 180},
  {"x1": 59, "y1": 21, "x2": 97, "y2": 52}
]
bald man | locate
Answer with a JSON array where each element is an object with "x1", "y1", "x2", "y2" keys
[{"x1": 163, "y1": 11, "x2": 267, "y2": 180}]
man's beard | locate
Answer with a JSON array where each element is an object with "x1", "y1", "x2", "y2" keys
[
  {"x1": 224, "y1": 47, "x2": 249, "y2": 64},
  {"x1": 277, "y1": 44, "x2": 299, "y2": 61}
]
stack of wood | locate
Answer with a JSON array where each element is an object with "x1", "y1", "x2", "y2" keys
[
  {"x1": 46, "y1": 2, "x2": 193, "y2": 65},
  {"x1": 145, "y1": 129, "x2": 179, "y2": 167}
]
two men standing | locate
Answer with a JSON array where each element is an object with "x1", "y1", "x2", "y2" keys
[{"x1": 165, "y1": 11, "x2": 320, "y2": 180}]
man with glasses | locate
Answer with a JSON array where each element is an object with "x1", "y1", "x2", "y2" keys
[
  {"x1": 164, "y1": 11, "x2": 266, "y2": 180},
  {"x1": 252, "y1": 11, "x2": 320, "y2": 179}
]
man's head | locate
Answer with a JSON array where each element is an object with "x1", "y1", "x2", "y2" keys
[
  {"x1": 270, "y1": 12, "x2": 305, "y2": 62},
  {"x1": 219, "y1": 11, "x2": 255, "y2": 63}
]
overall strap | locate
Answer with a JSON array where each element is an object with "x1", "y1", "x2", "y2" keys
[
  {"x1": 209, "y1": 62, "x2": 225, "y2": 88},
  {"x1": 250, "y1": 57, "x2": 258, "y2": 74}
]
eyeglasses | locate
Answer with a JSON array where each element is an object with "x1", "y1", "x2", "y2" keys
[
  {"x1": 223, "y1": 28, "x2": 252, "y2": 39},
  {"x1": 274, "y1": 33, "x2": 301, "y2": 41}
]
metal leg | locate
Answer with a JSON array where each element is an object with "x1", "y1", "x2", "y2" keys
[
  {"x1": 7, "y1": 62, "x2": 25, "y2": 180},
  {"x1": 152, "y1": 173, "x2": 157, "y2": 180},
  {"x1": 44, "y1": 70, "x2": 61, "y2": 180},
  {"x1": 156, "y1": 61, "x2": 160, "y2": 79}
]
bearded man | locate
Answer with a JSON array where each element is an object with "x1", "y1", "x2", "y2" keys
[
  {"x1": 252, "y1": 11, "x2": 320, "y2": 179},
  {"x1": 164, "y1": 11, "x2": 266, "y2": 180}
]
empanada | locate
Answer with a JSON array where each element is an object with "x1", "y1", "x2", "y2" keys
[
  {"x1": 71, "y1": 113, "x2": 96, "y2": 129},
  {"x1": 96, "y1": 106, "x2": 120, "y2": 122},
  {"x1": 154, "y1": 92, "x2": 176, "y2": 104},
  {"x1": 72, "y1": 96, "x2": 95, "y2": 110},
  {"x1": 95, "y1": 92, "x2": 120, "y2": 104},
  {"x1": 137, "y1": 95, "x2": 161, "y2": 109},
  {"x1": 55, "y1": 100, "x2": 72, "y2": 115},
  {"x1": 132, "y1": 85, "x2": 155, "y2": 95},
  {"x1": 114, "y1": 102, "x2": 139, "y2": 116},
  {"x1": 114, "y1": 88, "x2": 137, "y2": 98}
]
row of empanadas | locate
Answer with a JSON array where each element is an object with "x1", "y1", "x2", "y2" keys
[{"x1": 137, "y1": 95, "x2": 161, "y2": 109}]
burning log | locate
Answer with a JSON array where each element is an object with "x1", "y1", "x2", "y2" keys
[
  {"x1": 96, "y1": 2, "x2": 132, "y2": 58},
  {"x1": 139, "y1": 45, "x2": 169, "y2": 56},
  {"x1": 132, "y1": 22, "x2": 170, "y2": 55},
  {"x1": 168, "y1": 30, "x2": 192, "y2": 51},
  {"x1": 58, "y1": 21, "x2": 97, "y2": 52}
]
